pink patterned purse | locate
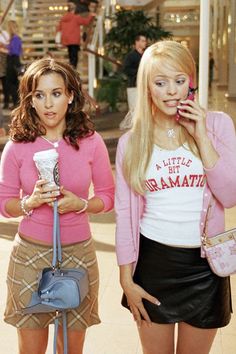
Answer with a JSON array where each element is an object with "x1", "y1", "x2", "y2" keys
[{"x1": 202, "y1": 228, "x2": 236, "y2": 277}]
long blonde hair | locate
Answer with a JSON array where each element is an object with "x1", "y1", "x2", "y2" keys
[
  {"x1": 8, "y1": 20, "x2": 18, "y2": 37},
  {"x1": 123, "y1": 40, "x2": 198, "y2": 195}
]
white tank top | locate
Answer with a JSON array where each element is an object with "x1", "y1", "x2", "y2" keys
[{"x1": 140, "y1": 144, "x2": 205, "y2": 247}]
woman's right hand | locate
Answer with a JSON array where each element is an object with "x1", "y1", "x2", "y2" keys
[
  {"x1": 123, "y1": 281, "x2": 161, "y2": 328},
  {"x1": 25, "y1": 179, "x2": 59, "y2": 211}
]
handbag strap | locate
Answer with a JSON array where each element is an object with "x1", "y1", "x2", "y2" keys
[
  {"x1": 52, "y1": 201, "x2": 68, "y2": 354},
  {"x1": 201, "y1": 199, "x2": 212, "y2": 245},
  {"x1": 54, "y1": 311, "x2": 67, "y2": 354},
  {"x1": 52, "y1": 200, "x2": 62, "y2": 268}
]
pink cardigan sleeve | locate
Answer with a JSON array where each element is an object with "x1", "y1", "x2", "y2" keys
[
  {"x1": 91, "y1": 133, "x2": 114, "y2": 212},
  {"x1": 205, "y1": 112, "x2": 236, "y2": 208},
  {"x1": 0, "y1": 141, "x2": 21, "y2": 217},
  {"x1": 115, "y1": 133, "x2": 138, "y2": 265}
]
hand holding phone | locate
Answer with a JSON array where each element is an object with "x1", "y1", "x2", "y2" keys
[{"x1": 176, "y1": 87, "x2": 195, "y2": 121}]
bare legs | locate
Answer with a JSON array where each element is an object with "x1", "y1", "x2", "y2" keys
[
  {"x1": 138, "y1": 322, "x2": 175, "y2": 354},
  {"x1": 17, "y1": 327, "x2": 86, "y2": 354},
  {"x1": 138, "y1": 321, "x2": 217, "y2": 354},
  {"x1": 177, "y1": 322, "x2": 217, "y2": 354},
  {"x1": 17, "y1": 328, "x2": 49, "y2": 354},
  {"x1": 57, "y1": 327, "x2": 86, "y2": 354}
]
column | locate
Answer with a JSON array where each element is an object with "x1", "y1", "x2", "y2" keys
[
  {"x1": 217, "y1": 0, "x2": 228, "y2": 86},
  {"x1": 212, "y1": 0, "x2": 218, "y2": 80},
  {"x1": 226, "y1": 0, "x2": 236, "y2": 99},
  {"x1": 198, "y1": 0, "x2": 210, "y2": 109},
  {"x1": 98, "y1": 15, "x2": 104, "y2": 79}
]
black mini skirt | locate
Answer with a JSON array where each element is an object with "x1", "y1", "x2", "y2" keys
[{"x1": 122, "y1": 234, "x2": 232, "y2": 329}]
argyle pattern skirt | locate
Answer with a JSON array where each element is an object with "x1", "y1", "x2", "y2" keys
[{"x1": 4, "y1": 234, "x2": 100, "y2": 330}]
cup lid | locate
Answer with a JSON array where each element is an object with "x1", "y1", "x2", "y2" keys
[{"x1": 33, "y1": 149, "x2": 58, "y2": 160}]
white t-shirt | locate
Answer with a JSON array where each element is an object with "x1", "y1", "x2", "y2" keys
[
  {"x1": 140, "y1": 144, "x2": 205, "y2": 247},
  {"x1": 0, "y1": 30, "x2": 9, "y2": 45}
]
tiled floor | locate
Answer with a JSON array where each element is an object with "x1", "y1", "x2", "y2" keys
[{"x1": 0, "y1": 82, "x2": 236, "y2": 353}]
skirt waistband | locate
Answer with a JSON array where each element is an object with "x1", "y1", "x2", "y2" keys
[{"x1": 15, "y1": 233, "x2": 92, "y2": 250}]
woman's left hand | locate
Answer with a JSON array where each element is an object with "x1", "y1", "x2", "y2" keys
[
  {"x1": 177, "y1": 99, "x2": 208, "y2": 142},
  {"x1": 55, "y1": 186, "x2": 85, "y2": 214}
]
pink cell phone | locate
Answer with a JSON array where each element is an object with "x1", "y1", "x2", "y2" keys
[{"x1": 176, "y1": 87, "x2": 195, "y2": 121}]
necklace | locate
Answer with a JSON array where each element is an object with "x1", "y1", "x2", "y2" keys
[
  {"x1": 41, "y1": 136, "x2": 61, "y2": 148},
  {"x1": 167, "y1": 128, "x2": 176, "y2": 138}
]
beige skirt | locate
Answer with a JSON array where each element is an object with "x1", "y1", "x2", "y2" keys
[{"x1": 4, "y1": 234, "x2": 100, "y2": 330}]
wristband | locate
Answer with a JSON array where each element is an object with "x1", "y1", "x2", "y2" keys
[
  {"x1": 20, "y1": 195, "x2": 33, "y2": 217},
  {"x1": 76, "y1": 198, "x2": 88, "y2": 214}
]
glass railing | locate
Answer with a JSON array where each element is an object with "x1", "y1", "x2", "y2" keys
[{"x1": 162, "y1": 11, "x2": 200, "y2": 25}]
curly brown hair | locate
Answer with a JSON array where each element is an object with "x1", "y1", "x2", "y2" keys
[{"x1": 9, "y1": 58, "x2": 94, "y2": 150}]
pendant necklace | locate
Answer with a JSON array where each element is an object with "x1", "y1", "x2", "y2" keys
[
  {"x1": 167, "y1": 128, "x2": 176, "y2": 138},
  {"x1": 41, "y1": 136, "x2": 61, "y2": 148}
]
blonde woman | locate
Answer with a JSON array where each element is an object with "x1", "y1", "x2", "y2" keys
[
  {"x1": 5, "y1": 20, "x2": 22, "y2": 108},
  {"x1": 115, "y1": 40, "x2": 236, "y2": 354}
]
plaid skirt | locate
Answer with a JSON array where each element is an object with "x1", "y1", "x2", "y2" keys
[{"x1": 4, "y1": 234, "x2": 100, "y2": 330}]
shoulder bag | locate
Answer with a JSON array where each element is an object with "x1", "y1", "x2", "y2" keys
[
  {"x1": 22, "y1": 200, "x2": 89, "y2": 354},
  {"x1": 201, "y1": 201, "x2": 236, "y2": 277}
]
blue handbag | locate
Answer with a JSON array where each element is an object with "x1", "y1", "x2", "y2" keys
[{"x1": 22, "y1": 200, "x2": 89, "y2": 354}]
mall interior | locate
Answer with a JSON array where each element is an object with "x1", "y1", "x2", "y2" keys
[{"x1": 0, "y1": 0, "x2": 236, "y2": 353}]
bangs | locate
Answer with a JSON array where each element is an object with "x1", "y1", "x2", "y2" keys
[
  {"x1": 149, "y1": 56, "x2": 192, "y2": 81},
  {"x1": 146, "y1": 41, "x2": 196, "y2": 84}
]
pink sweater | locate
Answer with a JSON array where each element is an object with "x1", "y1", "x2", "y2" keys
[
  {"x1": 115, "y1": 112, "x2": 236, "y2": 266},
  {"x1": 0, "y1": 132, "x2": 114, "y2": 244}
]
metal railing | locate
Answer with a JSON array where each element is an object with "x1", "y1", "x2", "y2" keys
[
  {"x1": 0, "y1": 0, "x2": 15, "y2": 24},
  {"x1": 84, "y1": 0, "x2": 121, "y2": 98},
  {"x1": 0, "y1": 0, "x2": 26, "y2": 29}
]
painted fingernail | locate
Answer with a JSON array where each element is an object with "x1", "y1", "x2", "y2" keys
[{"x1": 155, "y1": 300, "x2": 161, "y2": 306}]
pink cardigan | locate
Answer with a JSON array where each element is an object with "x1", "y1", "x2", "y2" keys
[
  {"x1": 115, "y1": 112, "x2": 236, "y2": 266},
  {"x1": 0, "y1": 132, "x2": 114, "y2": 244}
]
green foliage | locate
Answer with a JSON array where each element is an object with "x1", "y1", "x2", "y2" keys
[
  {"x1": 105, "y1": 9, "x2": 172, "y2": 61},
  {"x1": 96, "y1": 73, "x2": 126, "y2": 111}
]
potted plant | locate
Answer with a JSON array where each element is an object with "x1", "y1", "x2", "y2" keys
[
  {"x1": 105, "y1": 9, "x2": 172, "y2": 62},
  {"x1": 96, "y1": 60, "x2": 126, "y2": 112},
  {"x1": 96, "y1": 9, "x2": 172, "y2": 111}
]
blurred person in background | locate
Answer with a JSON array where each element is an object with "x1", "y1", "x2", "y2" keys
[
  {"x1": 120, "y1": 34, "x2": 147, "y2": 129},
  {"x1": 57, "y1": 2, "x2": 95, "y2": 69},
  {"x1": 123, "y1": 34, "x2": 147, "y2": 114},
  {"x1": 209, "y1": 52, "x2": 217, "y2": 89},
  {"x1": 123, "y1": 34, "x2": 147, "y2": 90},
  {"x1": 0, "y1": 20, "x2": 10, "y2": 110},
  {"x1": 0, "y1": 20, "x2": 22, "y2": 109}
]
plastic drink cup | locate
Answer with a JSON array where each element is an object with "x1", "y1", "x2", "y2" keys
[{"x1": 33, "y1": 149, "x2": 60, "y2": 196}]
